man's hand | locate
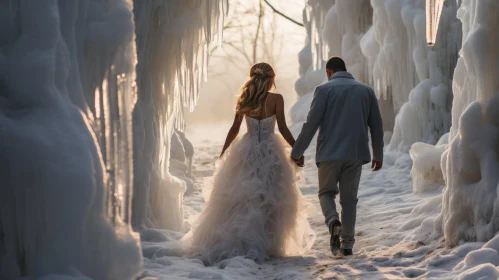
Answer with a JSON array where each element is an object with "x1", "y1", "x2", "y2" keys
[
  {"x1": 292, "y1": 156, "x2": 305, "y2": 167},
  {"x1": 371, "y1": 160, "x2": 382, "y2": 171}
]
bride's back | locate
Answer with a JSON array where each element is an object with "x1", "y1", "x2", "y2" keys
[{"x1": 243, "y1": 92, "x2": 278, "y2": 120}]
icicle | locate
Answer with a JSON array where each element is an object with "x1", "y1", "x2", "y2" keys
[
  {"x1": 426, "y1": 0, "x2": 445, "y2": 45},
  {"x1": 132, "y1": 0, "x2": 226, "y2": 231}
]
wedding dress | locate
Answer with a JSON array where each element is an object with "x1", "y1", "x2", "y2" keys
[{"x1": 186, "y1": 114, "x2": 315, "y2": 264}]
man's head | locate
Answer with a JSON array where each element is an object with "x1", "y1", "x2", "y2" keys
[{"x1": 325, "y1": 56, "x2": 347, "y2": 79}]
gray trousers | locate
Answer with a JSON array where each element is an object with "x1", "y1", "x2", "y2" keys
[{"x1": 318, "y1": 160, "x2": 363, "y2": 249}]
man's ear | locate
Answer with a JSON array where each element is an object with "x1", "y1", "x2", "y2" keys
[{"x1": 326, "y1": 69, "x2": 332, "y2": 78}]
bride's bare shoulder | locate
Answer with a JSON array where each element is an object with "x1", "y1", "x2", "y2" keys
[{"x1": 268, "y1": 92, "x2": 284, "y2": 102}]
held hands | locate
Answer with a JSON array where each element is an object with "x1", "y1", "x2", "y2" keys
[
  {"x1": 292, "y1": 156, "x2": 305, "y2": 167},
  {"x1": 371, "y1": 160, "x2": 382, "y2": 171}
]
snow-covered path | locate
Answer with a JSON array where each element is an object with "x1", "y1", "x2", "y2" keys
[{"x1": 141, "y1": 137, "x2": 488, "y2": 280}]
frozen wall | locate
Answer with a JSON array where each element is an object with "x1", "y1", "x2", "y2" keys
[
  {"x1": 322, "y1": 0, "x2": 372, "y2": 82},
  {"x1": 437, "y1": 0, "x2": 499, "y2": 246},
  {"x1": 131, "y1": 0, "x2": 227, "y2": 231},
  {"x1": 292, "y1": 0, "x2": 371, "y2": 128},
  {"x1": 363, "y1": 0, "x2": 460, "y2": 151},
  {"x1": 409, "y1": 133, "x2": 448, "y2": 193},
  {"x1": 388, "y1": 1, "x2": 461, "y2": 151},
  {"x1": 0, "y1": 0, "x2": 141, "y2": 279},
  {"x1": 294, "y1": 0, "x2": 461, "y2": 152},
  {"x1": 292, "y1": 0, "x2": 330, "y2": 103}
]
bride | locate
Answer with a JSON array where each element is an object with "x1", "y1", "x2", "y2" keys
[{"x1": 187, "y1": 62, "x2": 315, "y2": 264}]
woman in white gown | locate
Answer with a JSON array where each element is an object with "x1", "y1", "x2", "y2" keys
[{"x1": 187, "y1": 62, "x2": 315, "y2": 264}]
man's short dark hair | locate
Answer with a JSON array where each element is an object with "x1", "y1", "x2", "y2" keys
[{"x1": 326, "y1": 56, "x2": 347, "y2": 72}]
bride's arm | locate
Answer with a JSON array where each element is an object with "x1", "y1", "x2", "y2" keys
[
  {"x1": 219, "y1": 113, "x2": 243, "y2": 158},
  {"x1": 275, "y1": 94, "x2": 295, "y2": 147}
]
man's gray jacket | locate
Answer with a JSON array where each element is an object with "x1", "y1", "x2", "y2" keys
[{"x1": 291, "y1": 72, "x2": 384, "y2": 166}]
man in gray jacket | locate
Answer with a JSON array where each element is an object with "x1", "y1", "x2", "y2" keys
[{"x1": 291, "y1": 57, "x2": 384, "y2": 256}]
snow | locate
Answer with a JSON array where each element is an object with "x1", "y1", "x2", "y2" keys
[{"x1": 138, "y1": 131, "x2": 499, "y2": 279}]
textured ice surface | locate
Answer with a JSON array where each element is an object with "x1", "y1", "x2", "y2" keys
[
  {"x1": 0, "y1": 0, "x2": 141, "y2": 279},
  {"x1": 131, "y1": 0, "x2": 227, "y2": 232},
  {"x1": 437, "y1": 0, "x2": 499, "y2": 247}
]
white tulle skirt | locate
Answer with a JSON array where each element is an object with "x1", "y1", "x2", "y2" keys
[{"x1": 184, "y1": 133, "x2": 315, "y2": 264}]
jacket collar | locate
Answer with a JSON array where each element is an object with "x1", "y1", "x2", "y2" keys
[{"x1": 329, "y1": 71, "x2": 354, "y2": 81}]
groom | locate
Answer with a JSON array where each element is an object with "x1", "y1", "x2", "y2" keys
[{"x1": 291, "y1": 56, "x2": 384, "y2": 256}]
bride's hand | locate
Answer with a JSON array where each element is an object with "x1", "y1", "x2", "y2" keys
[{"x1": 292, "y1": 156, "x2": 305, "y2": 167}]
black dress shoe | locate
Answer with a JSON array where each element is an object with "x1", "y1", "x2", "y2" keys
[
  {"x1": 342, "y1": 249, "x2": 353, "y2": 256},
  {"x1": 329, "y1": 220, "x2": 342, "y2": 255}
]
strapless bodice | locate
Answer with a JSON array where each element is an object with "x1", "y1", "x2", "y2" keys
[{"x1": 245, "y1": 115, "x2": 276, "y2": 143}]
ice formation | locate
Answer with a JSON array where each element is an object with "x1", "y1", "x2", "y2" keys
[
  {"x1": 322, "y1": 0, "x2": 372, "y2": 83},
  {"x1": 363, "y1": 0, "x2": 460, "y2": 151},
  {"x1": 437, "y1": 0, "x2": 499, "y2": 246},
  {"x1": 1, "y1": 0, "x2": 227, "y2": 277},
  {"x1": 409, "y1": 133, "x2": 448, "y2": 193},
  {"x1": 291, "y1": 1, "x2": 330, "y2": 127},
  {"x1": 0, "y1": 0, "x2": 141, "y2": 279},
  {"x1": 131, "y1": 0, "x2": 227, "y2": 231},
  {"x1": 295, "y1": 0, "x2": 460, "y2": 152},
  {"x1": 292, "y1": 1, "x2": 330, "y2": 101},
  {"x1": 426, "y1": 0, "x2": 446, "y2": 45}
]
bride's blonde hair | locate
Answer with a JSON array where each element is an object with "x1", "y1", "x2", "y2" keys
[{"x1": 236, "y1": 62, "x2": 276, "y2": 117}]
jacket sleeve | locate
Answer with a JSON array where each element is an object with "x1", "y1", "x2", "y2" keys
[
  {"x1": 291, "y1": 86, "x2": 328, "y2": 159},
  {"x1": 368, "y1": 90, "x2": 384, "y2": 161}
]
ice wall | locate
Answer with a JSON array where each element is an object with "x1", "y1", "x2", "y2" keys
[
  {"x1": 437, "y1": 0, "x2": 499, "y2": 246},
  {"x1": 291, "y1": 1, "x2": 332, "y2": 128},
  {"x1": 322, "y1": 0, "x2": 372, "y2": 82},
  {"x1": 292, "y1": 0, "x2": 371, "y2": 128},
  {"x1": 131, "y1": 0, "x2": 227, "y2": 231},
  {"x1": 296, "y1": 0, "x2": 461, "y2": 152},
  {"x1": 388, "y1": 1, "x2": 461, "y2": 151},
  {"x1": 293, "y1": 0, "x2": 331, "y2": 103},
  {"x1": 364, "y1": 0, "x2": 460, "y2": 150},
  {"x1": 0, "y1": 0, "x2": 141, "y2": 279}
]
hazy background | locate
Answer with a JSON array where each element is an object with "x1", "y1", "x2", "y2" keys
[{"x1": 185, "y1": 0, "x2": 306, "y2": 143}]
